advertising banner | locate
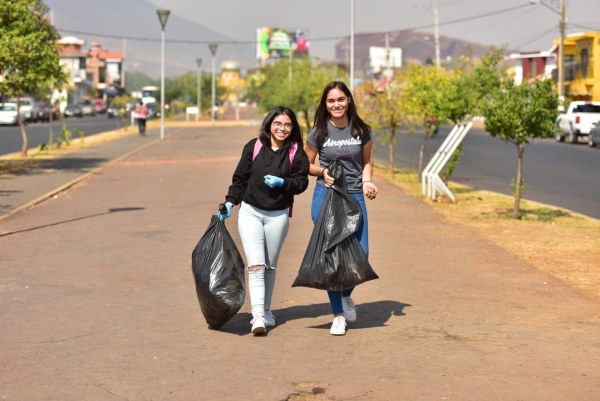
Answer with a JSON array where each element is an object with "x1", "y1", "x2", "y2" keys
[
  {"x1": 257, "y1": 27, "x2": 309, "y2": 61},
  {"x1": 369, "y1": 46, "x2": 402, "y2": 73}
]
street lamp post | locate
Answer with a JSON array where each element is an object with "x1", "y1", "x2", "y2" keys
[
  {"x1": 157, "y1": 9, "x2": 170, "y2": 141},
  {"x1": 209, "y1": 43, "x2": 218, "y2": 125},
  {"x1": 196, "y1": 58, "x2": 202, "y2": 121}
]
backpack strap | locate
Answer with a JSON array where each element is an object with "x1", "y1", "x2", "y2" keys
[
  {"x1": 287, "y1": 143, "x2": 298, "y2": 217},
  {"x1": 252, "y1": 138, "x2": 263, "y2": 161}
]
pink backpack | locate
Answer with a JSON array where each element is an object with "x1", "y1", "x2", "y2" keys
[{"x1": 252, "y1": 139, "x2": 298, "y2": 217}]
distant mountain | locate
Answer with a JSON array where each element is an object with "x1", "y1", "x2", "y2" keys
[
  {"x1": 47, "y1": 0, "x2": 256, "y2": 78},
  {"x1": 335, "y1": 29, "x2": 492, "y2": 73}
]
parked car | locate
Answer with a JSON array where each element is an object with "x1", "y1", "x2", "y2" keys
[
  {"x1": 79, "y1": 100, "x2": 96, "y2": 116},
  {"x1": 33, "y1": 103, "x2": 60, "y2": 122},
  {"x1": 93, "y1": 98, "x2": 106, "y2": 114},
  {"x1": 146, "y1": 102, "x2": 159, "y2": 119},
  {"x1": 64, "y1": 103, "x2": 83, "y2": 118},
  {"x1": 0, "y1": 103, "x2": 26, "y2": 125},
  {"x1": 556, "y1": 101, "x2": 600, "y2": 143},
  {"x1": 589, "y1": 120, "x2": 600, "y2": 148},
  {"x1": 8, "y1": 97, "x2": 35, "y2": 122},
  {"x1": 106, "y1": 104, "x2": 120, "y2": 118}
]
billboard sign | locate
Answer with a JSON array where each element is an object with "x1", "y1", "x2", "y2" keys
[
  {"x1": 257, "y1": 27, "x2": 309, "y2": 61},
  {"x1": 369, "y1": 46, "x2": 402, "y2": 73}
]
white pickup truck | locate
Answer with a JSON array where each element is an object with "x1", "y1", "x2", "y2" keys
[{"x1": 556, "y1": 101, "x2": 600, "y2": 143}]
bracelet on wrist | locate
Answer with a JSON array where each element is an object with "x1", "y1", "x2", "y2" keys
[
  {"x1": 322, "y1": 168, "x2": 326, "y2": 177},
  {"x1": 363, "y1": 180, "x2": 371, "y2": 184}
]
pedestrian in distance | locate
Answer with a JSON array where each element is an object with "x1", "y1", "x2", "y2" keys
[
  {"x1": 219, "y1": 106, "x2": 310, "y2": 335},
  {"x1": 305, "y1": 81, "x2": 378, "y2": 336},
  {"x1": 134, "y1": 100, "x2": 148, "y2": 136}
]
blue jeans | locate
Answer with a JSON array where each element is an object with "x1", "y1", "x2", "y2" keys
[{"x1": 311, "y1": 184, "x2": 369, "y2": 315}]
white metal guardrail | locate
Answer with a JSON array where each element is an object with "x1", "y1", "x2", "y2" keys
[{"x1": 421, "y1": 122, "x2": 472, "y2": 203}]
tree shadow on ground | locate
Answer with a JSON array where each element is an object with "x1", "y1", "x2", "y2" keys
[
  {"x1": 0, "y1": 157, "x2": 109, "y2": 177},
  {"x1": 215, "y1": 300, "x2": 411, "y2": 337},
  {"x1": 0, "y1": 207, "x2": 145, "y2": 238}
]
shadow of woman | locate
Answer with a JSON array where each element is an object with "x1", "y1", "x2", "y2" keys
[{"x1": 215, "y1": 300, "x2": 411, "y2": 336}]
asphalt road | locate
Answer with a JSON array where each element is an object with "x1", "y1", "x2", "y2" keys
[
  {"x1": 373, "y1": 125, "x2": 600, "y2": 219},
  {"x1": 0, "y1": 115, "x2": 131, "y2": 156}
]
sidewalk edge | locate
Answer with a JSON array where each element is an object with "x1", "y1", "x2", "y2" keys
[{"x1": 0, "y1": 128, "x2": 183, "y2": 223}]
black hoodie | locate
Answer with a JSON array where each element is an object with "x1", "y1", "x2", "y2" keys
[{"x1": 225, "y1": 138, "x2": 309, "y2": 211}]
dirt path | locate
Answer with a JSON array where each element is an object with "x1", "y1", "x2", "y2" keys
[{"x1": 0, "y1": 126, "x2": 598, "y2": 400}]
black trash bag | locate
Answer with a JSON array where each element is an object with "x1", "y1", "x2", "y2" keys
[
  {"x1": 292, "y1": 159, "x2": 378, "y2": 291},
  {"x1": 191, "y1": 214, "x2": 246, "y2": 329}
]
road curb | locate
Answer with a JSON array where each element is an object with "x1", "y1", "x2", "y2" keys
[{"x1": 0, "y1": 127, "x2": 184, "y2": 223}]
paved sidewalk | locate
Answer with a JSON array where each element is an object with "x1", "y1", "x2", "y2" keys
[
  {"x1": 0, "y1": 126, "x2": 182, "y2": 221},
  {"x1": 0, "y1": 126, "x2": 599, "y2": 400}
]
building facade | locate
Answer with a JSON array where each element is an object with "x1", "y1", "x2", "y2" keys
[
  {"x1": 555, "y1": 32, "x2": 600, "y2": 101},
  {"x1": 507, "y1": 46, "x2": 558, "y2": 85},
  {"x1": 58, "y1": 37, "x2": 123, "y2": 103},
  {"x1": 57, "y1": 36, "x2": 90, "y2": 103}
]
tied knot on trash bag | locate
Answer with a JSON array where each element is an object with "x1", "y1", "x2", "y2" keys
[
  {"x1": 191, "y1": 213, "x2": 246, "y2": 329},
  {"x1": 292, "y1": 159, "x2": 378, "y2": 291}
]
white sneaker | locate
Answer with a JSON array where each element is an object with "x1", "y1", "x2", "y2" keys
[
  {"x1": 250, "y1": 316, "x2": 266, "y2": 334},
  {"x1": 342, "y1": 296, "x2": 357, "y2": 323},
  {"x1": 330, "y1": 316, "x2": 347, "y2": 336},
  {"x1": 264, "y1": 310, "x2": 276, "y2": 327}
]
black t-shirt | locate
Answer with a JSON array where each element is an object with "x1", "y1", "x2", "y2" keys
[{"x1": 225, "y1": 138, "x2": 310, "y2": 211}]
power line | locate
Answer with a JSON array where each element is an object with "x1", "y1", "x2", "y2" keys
[
  {"x1": 311, "y1": 3, "x2": 533, "y2": 41},
  {"x1": 57, "y1": 3, "x2": 533, "y2": 46},
  {"x1": 511, "y1": 25, "x2": 558, "y2": 49},
  {"x1": 567, "y1": 22, "x2": 600, "y2": 30}
]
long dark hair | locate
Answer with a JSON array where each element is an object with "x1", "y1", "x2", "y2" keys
[
  {"x1": 258, "y1": 106, "x2": 303, "y2": 148},
  {"x1": 312, "y1": 81, "x2": 371, "y2": 144}
]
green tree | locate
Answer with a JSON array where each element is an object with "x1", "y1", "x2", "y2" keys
[
  {"x1": 481, "y1": 78, "x2": 559, "y2": 218},
  {"x1": 0, "y1": 0, "x2": 66, "y2": 156},
  {"x1": 403, "y1": 64, "x2": 452, "y2": 181},
  {"x1": 125, "y1": 70, "x2": 158, "y2": 93},
  {"x1": 111, "y1": 94, "x2": 137, "y2": 129},
  {"x1": 437, "y1": 58, "x2": 478, "y2": 183},
  {"x1": 252, "y1": 57, "x2": 343, "y2": 128},
  {"x1": 159, "y1": 71, "x2": 225, "y2": 115},
  {"x1": 359, "y1": 72, "x2": 412, "y2": 175}
]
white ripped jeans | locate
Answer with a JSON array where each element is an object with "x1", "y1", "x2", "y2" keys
[{"x1": 238, "y1": 202, "x2": 289, "y2": 319}]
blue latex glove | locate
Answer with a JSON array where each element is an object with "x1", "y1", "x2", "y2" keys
[
  {"x1": 218, "y1": 202, "x2": 233, "y2": 222},
  {"x1": 264, "y1": 175, "x2": 284, "y2": 188}
]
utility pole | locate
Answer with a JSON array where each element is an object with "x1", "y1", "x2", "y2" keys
[
  {"x1": 530, "y1": 0, "x2": 566, "y2": 106},
  {"x1": 384, "y1": 32, "x2": 391, "y2": 80},
  {"x1": 350, "y1": 0, "x2": 355, "y2": 92},
  {"x1": 209, "y1": 43, "x2": 218, "y2": 125},
  {"x1": 434, "y1": 4, "x2": 440, "y2": 67},
  {"x1": 196, "y1": 58, "x2": 202, "y2": 121},
  {"x1": 122, "y1": 38, "x2": 126, "y2": 89},
  {"x1": 289, "y1": 40, "x2": 293, "y2": 102},
  {"x1": 416, "y1": 4, "x2": 441, "y2": 66},
  {"x1": 558, "y1": 0, "x2": 565, "y2": 108}
]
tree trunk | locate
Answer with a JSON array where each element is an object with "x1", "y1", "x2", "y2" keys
[
  {"x1": 512, "y1": 143, "x2": 525, "y2": 218},
  {"x1": 418, "y1": 125, "x2": 432, "y2": 182},
  {"x1": 49, "y1": 103, "x2": 54, "y2": 147},
  {"x1": 389, "y1": 120, "x2": 395, "y2": 175},
  {"x1": 302, "y1": 109, "x2": 311, "y2": 130},
  {"x1": 17, "y1": 95, "x2": 29, "y2": 157}
]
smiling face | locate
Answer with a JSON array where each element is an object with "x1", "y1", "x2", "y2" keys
[
  {"x1": 270, "y1": 113, "x2": 293, "y2": 148},
  {"x1": 326, "y1": 87, "x2": 349, "y2": 121}
]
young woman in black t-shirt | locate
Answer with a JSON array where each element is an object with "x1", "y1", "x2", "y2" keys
[{"x1": 219, "y1": 106, "x2": 309, "y2": 335}]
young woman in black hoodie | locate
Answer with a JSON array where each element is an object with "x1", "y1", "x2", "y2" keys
[{"x1": 219, "y1": 106, "x2": 309, "y2": 335}]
